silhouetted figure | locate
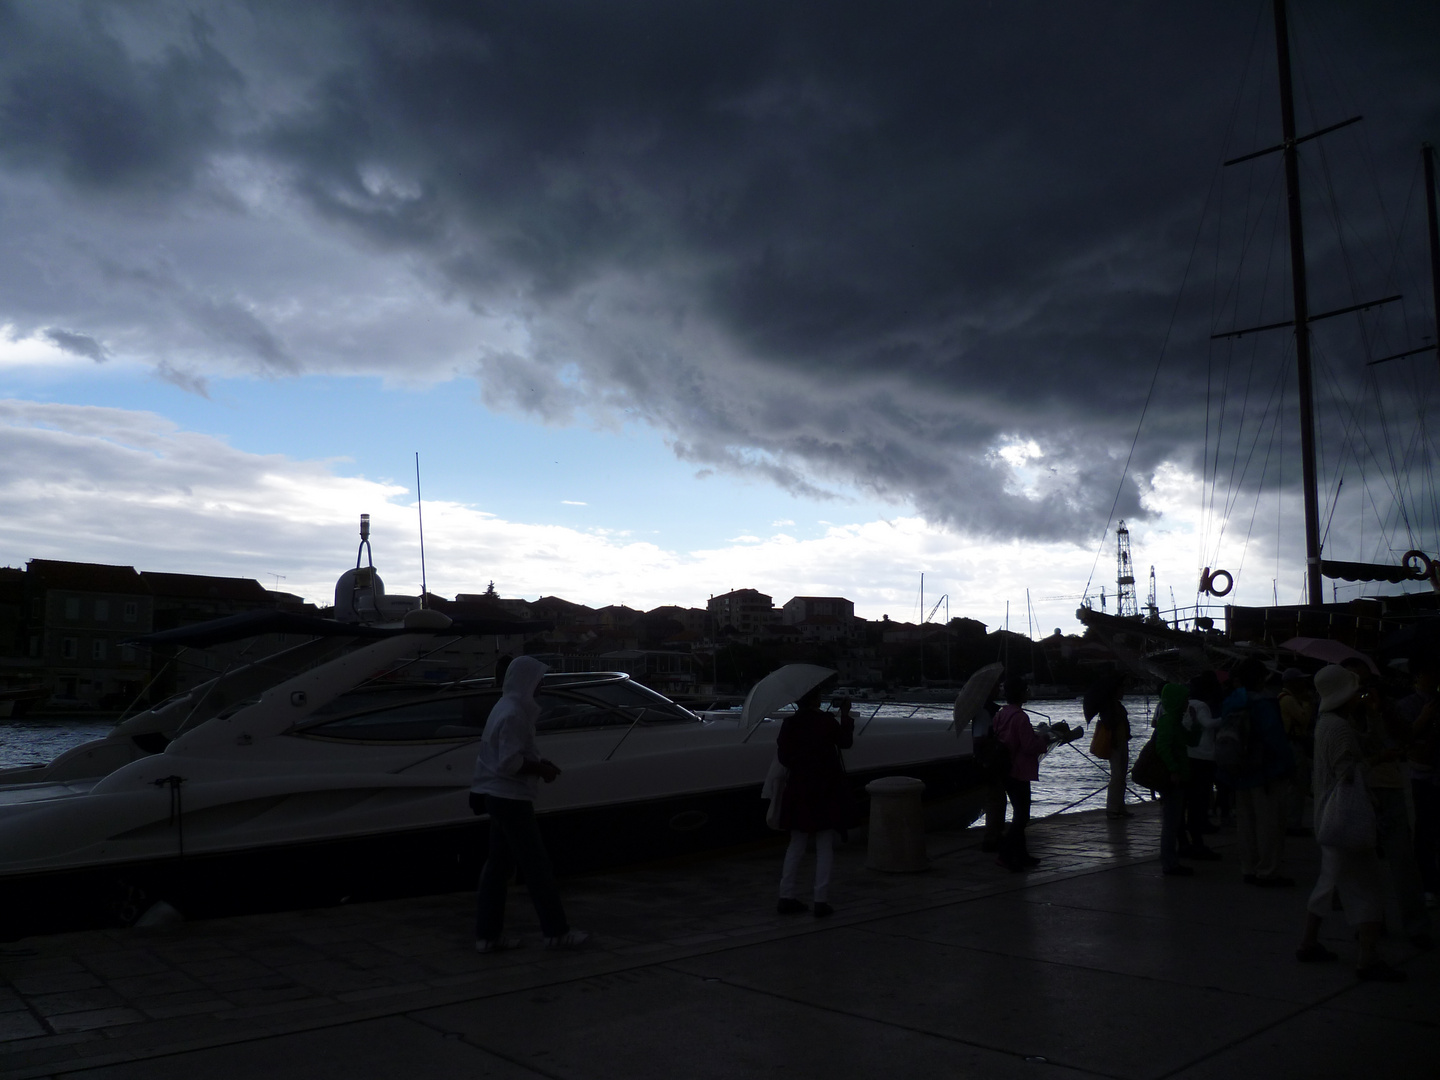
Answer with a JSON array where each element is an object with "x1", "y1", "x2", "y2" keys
[
  {"x1": 1297, "y1": 665, "x2": 1404, "y2": 980},
  {"x1": 471, "y1": 656, "x2": 588, "y2": 952},
  {"x1": 775, "y1": 686, "x2": 859, "y2": 918},
  {"x1": 994, "y1": 677, "x2": 1047, "y2": 873},
  {"x1": 1219, "y1": 660, "x2": 1295, "y2": 887},
  {"x1": 1154, "y1": 682, "x2": 1193, "y2": 877}
]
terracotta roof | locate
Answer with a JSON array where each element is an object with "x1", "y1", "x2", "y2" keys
[
  {"x1": 27, "y1": 559, "x2": 146, "y2": 593},
  {"x1": 142, "y1": 572, "x2": 270, "y2": 603}
]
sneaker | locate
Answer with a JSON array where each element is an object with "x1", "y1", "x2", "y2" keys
[
  {"x1": 980, "y1": 841, "x2": 1000, "y2": 853},
  {"x1": 813, "y1": 902, "x2": 834, "y2": 918},
  {"x1": 1296, "y1": 942, "x2": 1338, "y2": 963},
  {"x1": 1106, "y1": 810, "x2": 1135, "y2": 819},
  {"x1": 1162, "y1": 865, "x2": 1195, "y2": 877},
  {"x1": 1356, "y1": 961, "x2": 1407, "y2": 982},
  {"x1": 1242, "y1": 874, "x2": 1259, "y2": 885},
  {"x1": 1021, "y1": 855, "x2": 1042, "y2": 867},
  {"x1": 475, "y1": 933, "x2": 523, "y2": 953},
  {"x1": 777, "y1": 898, "x2": 808, "y2": 915},
  {"x1": 543, "y1": 930, "x2": 591, "y2": 950}
]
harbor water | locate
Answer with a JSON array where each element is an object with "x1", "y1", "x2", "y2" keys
[{"x1": 0, "y1": 695, "x2": 1158, "y2": 818}]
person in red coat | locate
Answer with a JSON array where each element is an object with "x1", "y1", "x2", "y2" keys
[{"x1": 776, "y1": 685, "x2": 858, "y2": 917}]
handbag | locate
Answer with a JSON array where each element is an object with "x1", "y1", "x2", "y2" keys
[
  {"x1": 1130, "y1": 736, "x2": 1169, "y2": 791},
  {"x1": 1316, "y1": 765, "x2": 1377, "y2": 851},
  {"x1": 1089, "y1": 721, "x2": 1114, "y2": 760}
]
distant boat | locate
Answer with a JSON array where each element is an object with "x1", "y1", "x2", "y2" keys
[{"x1": 0, "y1": 684, "x2": 49, "y2": 720}]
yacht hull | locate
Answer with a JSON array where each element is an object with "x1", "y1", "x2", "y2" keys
[{"x1": 3, "y1": 754, "x2": 981, "y2": 938}]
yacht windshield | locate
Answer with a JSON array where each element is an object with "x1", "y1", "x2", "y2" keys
[{"x1": 294, "y1": 673, "x2": 696, "y2": 743}]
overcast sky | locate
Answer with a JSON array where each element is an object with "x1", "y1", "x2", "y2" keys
[{"x1": 2, "y1": 1, "x2": 1438, "y2": 633}]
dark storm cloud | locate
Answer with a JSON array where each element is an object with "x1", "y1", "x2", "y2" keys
[
  {"x1": 41, "y1": 327, "x2": 106, "y2": 361},
  {"x1": 2, "y1": 0, "x2": 1439, "y2": 543},
  {"x1": 0, "y1": 5, "x2": 242, "y2": 191}
]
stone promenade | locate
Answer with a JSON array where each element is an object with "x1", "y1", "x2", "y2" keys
[{"x1": 1, "y1": 805, "x2": 1434, "y2": 1079}]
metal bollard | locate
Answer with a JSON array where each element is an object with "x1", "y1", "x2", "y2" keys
[{"x1": 864, "y1": 776, "x2": 929, "y2": 872}]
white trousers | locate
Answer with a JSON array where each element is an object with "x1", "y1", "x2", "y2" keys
[{"x1": 780, "y1": 829, "x2": 836, "y2": 903}]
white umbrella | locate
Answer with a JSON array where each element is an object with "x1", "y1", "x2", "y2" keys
[
  {"x1": 952, "y1": 662, "x2": 1004, "y2": 736},
  {"x1": 740, "y1": 664, "x2": 837, "y2": 735}
]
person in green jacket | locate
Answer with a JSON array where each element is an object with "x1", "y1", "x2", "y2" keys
[{"x1": 1155, "y1": 682, "x2": 1193, "y2": 877}]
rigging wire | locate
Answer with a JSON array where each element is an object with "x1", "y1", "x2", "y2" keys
[
  {"x1": 1199, "y1": 5, "x2": 1271, "y2": 590},
  {"x1": 1201, "y1": 3, "x2": 1440, "y2": 592},
  {"x1": 1232, "y1": 357, "x2": 1289, "y2": 588},
  {"x1": 1092, "y1": 4, "x2": 1270, "y2": 604}
]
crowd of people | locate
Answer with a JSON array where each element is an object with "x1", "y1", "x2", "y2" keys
[
  {"x1": 978, "y1": 650, "x2": 1438, "y2": 982},
  {"x1": 465, "y1": 646, "x2": 1437, "y2": 984}
]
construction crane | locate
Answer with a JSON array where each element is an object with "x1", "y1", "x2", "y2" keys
[{"x1": 1116, "y1": 521, "x2": 1139, "y2": 618}]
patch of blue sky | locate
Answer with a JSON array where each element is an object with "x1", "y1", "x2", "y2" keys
[{"x1": 1, "y1": 364, "x2": 892, "y2": 554}]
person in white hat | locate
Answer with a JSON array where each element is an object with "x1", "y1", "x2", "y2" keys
[{"x1": 1295, "y1": 664, "x2": 1404, "y2": 980}]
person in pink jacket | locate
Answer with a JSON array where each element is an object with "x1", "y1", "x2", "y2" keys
[{"x1": 993, "y1": 676, "x2": 1050, "y2": 872}]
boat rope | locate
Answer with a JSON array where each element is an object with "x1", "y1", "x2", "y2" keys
[
  {"x1": 111, "y1": 657, "x2": 176, "y2": 728},
  {"x1": 153, "y1": 775, "x2": 186, "y2": 858},
  {"x1": 1058, "y1": 738, "x2": 1150, "y2": 804}
]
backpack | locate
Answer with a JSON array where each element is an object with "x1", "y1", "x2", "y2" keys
[
  {"x1": 1214, "y1": 704, "x2": 1264, "y2": 776},
  {"x1": 972, "y1": 707, "x2": 1012, "y2": 782},
  {"x1": 1131, "y1": 735, "x2": 1170, "y2": 790},
  {"x1": 975, "y1": 730, "x2": 1013, "y2": 782}
]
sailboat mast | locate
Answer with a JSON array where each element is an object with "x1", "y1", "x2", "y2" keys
[
  {"x1": 1273, "y1": 0, "x2": 1325, "y2": 607},
  {"x1": 1425, "y1": 143, "x2": 1440, "y2": 380}
]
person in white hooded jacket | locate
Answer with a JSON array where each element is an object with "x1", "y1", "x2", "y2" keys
[{"x1": 470, "y1": 655, "x2": 588, "y2": 952}]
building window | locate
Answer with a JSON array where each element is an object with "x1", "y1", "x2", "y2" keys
[
  {"x1": 92, "y1": 639, "x2": 106, "y2": 661},
  {"x1": 123, "y1": 602, "x2": 138, "y2": 623},
  {"x1": 62, "y1": 637, "x2": 77, "y2": 660},
  {"x1": 28, "y1": 636, "x2": 41, "y2": 658},
  {"x1": 94, "y1": 599, "x2": 109, "y2": 621},
  {"x1": 64, "y1": 597, "x2": 80, "y2": 620},
  {"x1": 119, "y1": 645, "x2": 136, "y2": 663}
]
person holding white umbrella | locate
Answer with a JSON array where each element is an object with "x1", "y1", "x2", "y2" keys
[{"x1": 775, "y1": 683, "x2": 859, "y2": 917}]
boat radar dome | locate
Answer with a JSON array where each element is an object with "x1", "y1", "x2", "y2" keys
[
  {"x1": 334, "y1": 565, "x2": 387, "y2": 624},
  {"x1": 335, "y1": 512, "x2": 386, "y2": 623}
]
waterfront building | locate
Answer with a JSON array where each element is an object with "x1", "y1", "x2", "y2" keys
[
  {"x1": 707, "y1": 588, "x2": 779, "y2": 642},
  {"x1": 781, "y1": 595, "x2": 859, "y2": 642}
]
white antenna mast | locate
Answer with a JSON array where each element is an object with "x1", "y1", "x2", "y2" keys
[{"x1": 415, "y1": 452, "x2": 428, "y2": 608}]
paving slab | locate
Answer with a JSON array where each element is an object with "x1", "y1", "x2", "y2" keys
[
  {"x1": 1168, "y1": 1004, "x2": 1433, "y2": 1080},
  {"x1": 866, "y1": 890, "x2": 1359, "y2": 1004},
  {"x1": 665, "y1": 926, "x2": 1298, "y2": 1079},
  {"x1": 415, "y1": 965, "x2": 1095, "y2": 1080},
  {"x1": 53, "y1": 1016, "x2": 544, "y2": 1080},
  {"x1": 2, "y1": 804, "x2": 1432, "y2": 1080}
]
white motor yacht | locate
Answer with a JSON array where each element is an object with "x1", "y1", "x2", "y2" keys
[{"x1": 1, "y1": 606, "x2": 987, "y2": 937}]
